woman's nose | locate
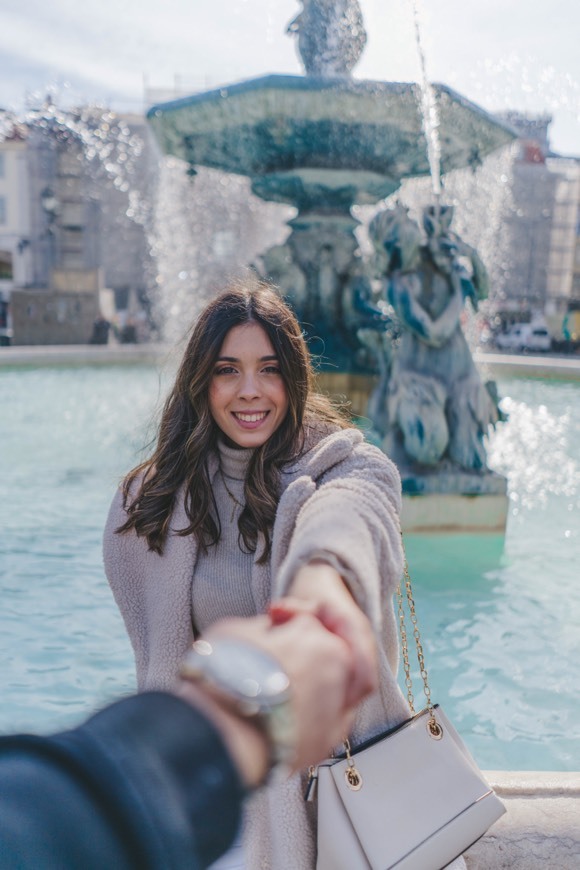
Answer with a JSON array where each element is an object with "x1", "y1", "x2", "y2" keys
[{"x1": 238, "y1": 372, "x2": 260, "y2": 399}]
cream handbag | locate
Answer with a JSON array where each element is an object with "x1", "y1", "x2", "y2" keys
[{"x1": 310, "y1": 555, "x2": 506, "y2": 870}]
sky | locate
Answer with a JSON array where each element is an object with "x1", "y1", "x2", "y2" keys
[{"x1": 0, "y1": 0, "x2": 579, "y2": 156}]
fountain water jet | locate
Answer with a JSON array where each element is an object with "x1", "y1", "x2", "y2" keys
[{"x1": 410, "y1": 0, "x2": 442, "y2": 200}]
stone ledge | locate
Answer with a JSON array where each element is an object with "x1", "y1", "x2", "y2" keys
[
  {"x1": 475, "y1": 350, "x2": 580, "y2": 381},
  {"x1": 402, "y1": 492, "x2": 508, "y2": 534},
  {"x1": 0, "y1": 343, "x2": 175, "y2": 367},
  {"x1": 489, "y1": 770, "x2": 580, "y2": 797},
  {"x1": 465, "y1": 771, "x2": 580, "y2": 869}
]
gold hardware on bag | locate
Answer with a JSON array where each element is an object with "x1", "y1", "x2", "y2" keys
[
  {"x1": 304, "y1": 765, "x2": 318, "y2": 801},
  {"x1": 343, "y1": 738, "x2": 363, "y2": 791},
  {"x1": 396, "y1": 532, "x2": 444, "y2": 741},
  {"x1": 427, "y1": 717, "x2": 443, "y2": 740},
  {"x1": 345, "y1": 767, "x2": 362, "y2": 790}
]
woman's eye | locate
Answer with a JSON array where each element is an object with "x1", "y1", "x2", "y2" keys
[
  {"x1": 215, "y1": 365, "x2": 237, "y2": 375},
  {"x1": 262, "y1": 365, "x2": 281, "y2": 375}
]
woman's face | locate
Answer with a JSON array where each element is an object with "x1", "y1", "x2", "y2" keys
[{"x1": 208, "y1": 322, "x2": 289, "y2": 449}]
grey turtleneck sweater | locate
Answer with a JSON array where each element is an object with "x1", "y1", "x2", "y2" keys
[{"x1": 191, "y1": 441, "x2": 257, "y2": 634}]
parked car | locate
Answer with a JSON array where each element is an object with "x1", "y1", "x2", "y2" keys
[{"x1": 495, "y1": 323, "x2": 552, "y2": 353}]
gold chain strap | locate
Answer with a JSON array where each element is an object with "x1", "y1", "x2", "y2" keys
[
  {"x1": 326, "y1": 532, "x2": 443, "y2": 796},
  {"x1": 396, "y1": 537, "x2": 442, "y2": 737}
]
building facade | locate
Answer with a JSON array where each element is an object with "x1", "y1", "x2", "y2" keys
[
  {"x1": 493, "y1": 112, "x2": 580, "y2": 343},
  {"x1": 0, "y1": 129, "x2": 31, "y2": 342},
  {"x1": 0, "y1": 107, "x2": 156, "y2": 345}
]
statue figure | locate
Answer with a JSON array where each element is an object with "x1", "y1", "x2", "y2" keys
[
  {"x1": 368, "y1": 203, "x2": 502, "y2": 473},
  {"x1": 287, "y1": 0, "x2": 367, "y2": 77},
  {"x1": 261, "y1": 227, "x2": 394, "y2": 373},
  {"x1": 260, "y1": 243, "x2": 308, "y2": 319}
]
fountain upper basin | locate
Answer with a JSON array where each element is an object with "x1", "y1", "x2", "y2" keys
[{"x1": 147, "y1": 74, "x2": 516, "y2": 208}]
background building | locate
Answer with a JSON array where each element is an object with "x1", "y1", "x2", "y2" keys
[
  {"x1": 0, "y1": 126, "x2": 29, "y2": 343},
  {"x1": 2, "y1": 100, "x2": 579, "y2": 349},
  {"x1": 493, "y1": 112, "x2": 580, "y2": 343},
  {"x1": 0, "y1": 106, "x2": 156, "y2": 345}
]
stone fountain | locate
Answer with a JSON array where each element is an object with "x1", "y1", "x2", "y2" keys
[{"x1": 147, "y1": 0, "x2": 515, "y2": 534}]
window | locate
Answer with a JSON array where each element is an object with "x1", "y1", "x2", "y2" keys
[
  {"x1": 0, "y1": 196, "x2": 6, "y2": 224},
  {"x1": 0, "y1": 250, "x2": 12, "y2": 280}
]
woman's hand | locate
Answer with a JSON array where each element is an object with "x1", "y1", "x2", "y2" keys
[{"x1": 274, "y1": 561, "x2": 379, "y2": 708}]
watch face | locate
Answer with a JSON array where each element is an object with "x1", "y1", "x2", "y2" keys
[
  {"x1": 184, "y1": 637, "x2": 297, "y2": 768},
  {"x1": 192, "y1": 638, "x2": 290, "y2": 707}
]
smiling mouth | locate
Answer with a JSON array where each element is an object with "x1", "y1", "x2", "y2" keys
[{"x1": 233, "y1": 411, "x2": 269, "y2": 423}]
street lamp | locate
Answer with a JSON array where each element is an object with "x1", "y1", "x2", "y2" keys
[
  {"x1": 41, "y1": 186, "x2": 60, "y2": 224},
  {"x1": 40, "y1": 186, "x2": 60, "y2": 282}
]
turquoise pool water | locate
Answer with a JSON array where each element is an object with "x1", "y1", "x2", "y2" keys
[{"x1": 1, "y1": 365, "x2": 579, "y2": 771}]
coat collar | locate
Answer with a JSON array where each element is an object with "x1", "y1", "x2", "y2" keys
[{"x1": 282, "y1": 426, "x2": 363, "y2": 481}]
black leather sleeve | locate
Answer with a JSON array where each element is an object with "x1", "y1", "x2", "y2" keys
[{"x1": 0, "y1": 692, "x2": 245, "y2": 869}]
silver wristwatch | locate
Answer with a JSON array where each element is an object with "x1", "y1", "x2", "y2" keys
[{"x1": 180, "y1": 637, "x2": 296, "y2": 777}]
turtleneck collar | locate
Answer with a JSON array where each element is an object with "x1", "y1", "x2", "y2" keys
[{"x1": 217, "y1": 439, "x2": 254, "y2": 481}]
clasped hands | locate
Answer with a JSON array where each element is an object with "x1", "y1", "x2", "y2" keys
[
  {"x1": 180, "y1": 560, "x2": 378, "y2": 787},
  {"x1": 178, "y1": 561, "x2": 378, "y2": 786}
]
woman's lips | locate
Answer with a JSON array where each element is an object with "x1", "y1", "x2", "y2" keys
[{"x1": 232, "y1": 411, "x2": 270, "y2": 429}]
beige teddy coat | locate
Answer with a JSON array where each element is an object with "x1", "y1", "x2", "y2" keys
[{"x1": 103, "y1": 427, "x2": 413, "y2": 869}]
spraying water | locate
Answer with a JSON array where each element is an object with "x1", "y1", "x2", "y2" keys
[
  {"x1": 410, "y1": 0, "x2": 442, "y2": 201},
  {"x1": 0, "y1": 95, "x2": 297, "y2": 343},
  {"x1": 0, "y1": 99, "x2": 147, "y2": 208}
]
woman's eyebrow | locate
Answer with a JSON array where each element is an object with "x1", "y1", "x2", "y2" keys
[{"x1": 216, "y1": 354, "x2": 279, "y2": 362}]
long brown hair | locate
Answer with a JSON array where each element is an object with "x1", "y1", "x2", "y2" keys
[{"x1": 116, "y1": 277, "x2": 352, "y2": 561}]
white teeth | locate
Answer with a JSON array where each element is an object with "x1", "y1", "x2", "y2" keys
[{"x1": 235, "y1": 412, "x2": 267, "y2": 423}]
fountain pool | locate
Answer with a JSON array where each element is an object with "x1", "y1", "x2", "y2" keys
[{"x1": 0, "y1": 362, "x2": 579, "y2": 773}]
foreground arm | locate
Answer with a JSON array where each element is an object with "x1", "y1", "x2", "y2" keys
[
  {"x1": 0, "y1": 612, "x2": 356, "y2": 870},
  {"x1": 0, "y1": 693, "x2": 241, "y2": 870}
]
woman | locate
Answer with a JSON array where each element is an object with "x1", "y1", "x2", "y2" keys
[{"x1": 103, "y1": 278, "x2": 410, "y2": 869}]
